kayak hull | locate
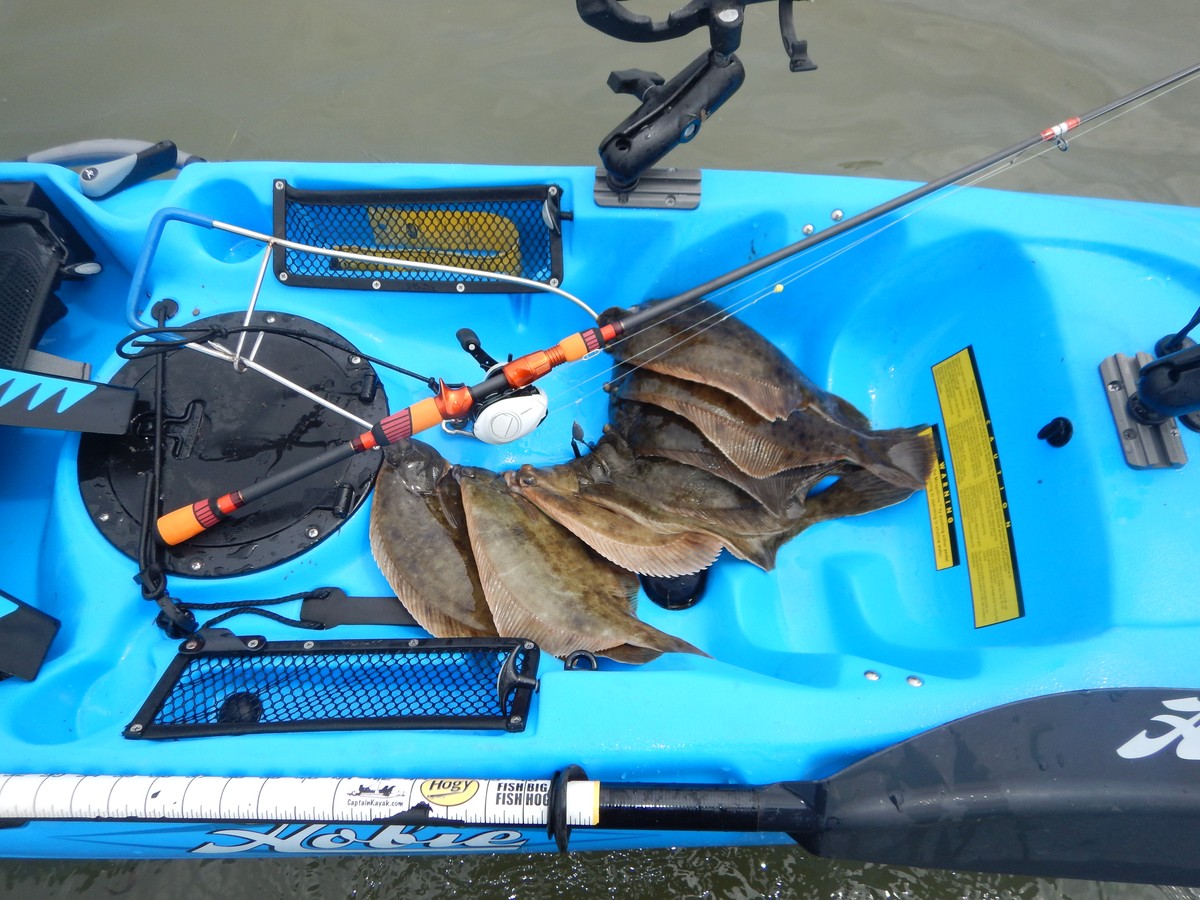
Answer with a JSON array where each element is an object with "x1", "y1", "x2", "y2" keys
[{"x1": 2, "y1": 159, "x2": 1199, "y2": 877}]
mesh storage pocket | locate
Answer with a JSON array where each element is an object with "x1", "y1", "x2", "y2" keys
[
  {"x1": 273, "y1": 182, "x2": 563, "y2": 292},
  {"x1": 125, "y1": 636, "x2": 540, "y2": 738}
]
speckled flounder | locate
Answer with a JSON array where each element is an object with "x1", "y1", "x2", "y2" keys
[
  {"x1": 611, "y1": 398, "x2": 843, "y2": 517},
  {"x1": 457, "y1": 466, "x2": 708, "y2": 663},
  {"x1": 616, "y1": 368, "x2": 933, "y2": 489},
  {"x1": 509, "y1": 433, "x2": 807, "y2": 571},
  {"x1": 602, "y1": 299, "x2": 873, "y2": 426},
  {"x1": 368, "y1": 440, "x2": 497, "y2": 638}
]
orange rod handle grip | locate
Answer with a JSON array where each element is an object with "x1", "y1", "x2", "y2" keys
[{"x1": 156, "y1": 502, "x2": 210, "y2": 547}]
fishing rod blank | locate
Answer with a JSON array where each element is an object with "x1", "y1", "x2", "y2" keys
[
  {"x1": 155, "y1": 61, "x2": 1200, "y2": 546},
  {"x1": 618, "y1": 59, "x2": 1200, "y2": 332}
]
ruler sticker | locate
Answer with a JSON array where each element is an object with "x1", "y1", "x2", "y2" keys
[
  {"x1": 0, "y1": 774, "x2": 554, "y2": 827},
  {"x1": 932, "y1": 347, "x2": 1023, "y2": 627},
  {"x1": 921, "y1": 425, "x2": 959, "y2": 570}
]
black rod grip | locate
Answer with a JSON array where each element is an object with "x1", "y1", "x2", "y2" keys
[{"x1": 597, "y1": 781, "x2": 819, "y2": 833}]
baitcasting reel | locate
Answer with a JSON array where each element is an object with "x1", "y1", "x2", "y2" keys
[{"x1": 447, "y1": 328, "x2": 549, "y2": 445}]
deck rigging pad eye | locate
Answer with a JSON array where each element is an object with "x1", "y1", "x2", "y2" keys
[{"x1": 78, "y1": 312, "x2": 390, "y2": 577}]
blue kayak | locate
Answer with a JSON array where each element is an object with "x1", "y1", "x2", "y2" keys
[{"x1": 1, "y1": 141, "x2": 1200, "y2": 885}]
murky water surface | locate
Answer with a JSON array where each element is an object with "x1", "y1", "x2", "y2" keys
[{"x1": 1, "y1": 0, "x2": 1198, "y2": 895}]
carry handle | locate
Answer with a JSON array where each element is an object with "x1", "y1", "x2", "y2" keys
[{"x1": 79, "y1": 140, "x2": 178, "y2": 199}]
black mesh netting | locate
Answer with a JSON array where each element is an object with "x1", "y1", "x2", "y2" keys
[
  {"x1": 126, "y1": 638, "x2": 539, "y2": 738},
  {"x1": 273, "y1": 182, "x2": 562, "y2": 292}
]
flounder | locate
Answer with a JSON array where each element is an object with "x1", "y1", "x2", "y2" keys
[
  {"x1": 615, "y1": 368, "x2": 933, "y2": 489},
  {"x1": 510, "y1": 433, "x2": 803, "y2": 571},
  {"x1": 602, "y1": 299, "x2": 872, "y2": 426},
  {"x1": 458, "y1": 466, "x2": 708, "y2": 663},
  {"x1": 503, "y1": 461, "x2": 724, "y2": 577},
  {"x1": 369, "y1": 440, "x2": 497, "y2": 638},
  {"x1": 611, "y1": 398, "x2": 842, "y2": 517}
]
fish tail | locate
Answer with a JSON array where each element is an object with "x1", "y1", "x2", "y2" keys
[
  {"x1": 635, "y1": 629, "x2": 712, "y2": 659},
  {"x1": 856, "y1": 426, "x2": 935, "y2": 490},
  {"x1": 807, "y1": 467, "x2": 919, "y2": 523},
  {"x1": 719, "y1": 530, "x2": 791, "y2": 571}
]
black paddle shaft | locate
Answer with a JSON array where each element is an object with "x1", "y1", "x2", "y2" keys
[{"x1": 597, "y1": 781, "x2": 819, "y2": 833}]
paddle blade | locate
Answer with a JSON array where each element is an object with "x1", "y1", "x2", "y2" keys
[
  {"x1": 0, "y1": 589, "x2": 60, "y2": 681},
  {"x1": 0, "y1": 367, "x2": 135, "y2": 434},
  {"x1": 801, "y1": 688, "x2": 1200, "y2": 886}
]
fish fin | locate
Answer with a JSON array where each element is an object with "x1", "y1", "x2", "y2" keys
[
  {"x1": 861, "y1": 426, "x2": 936, "y2": 491},
  {"x1": 600, "y1": 643, "x2": 664, "y2": 664},
  {"x1": 644, "y1": 362, "x2": 796, "y2": 422},
  {"x1": 511, "y1": 477, "x2": 725, "y2": 577},
  {"x1": 714, "y1": 530, "x2": 790, "y2": 572},
  {"x1": 660, "y1": 449, "x2": 802, "y2": 513},
  {"x1": 549, "y1": 499, "x2": 724, "y2": 576},
  {"x1": 807, "y1": 467, "x2": 919, "y2": 521},
  {"x1": 603, "y1": 632, "x2": 711, "y2": 661},
  {"x1": 668, "y1": 397, "x2": 824, "y2": 477}
]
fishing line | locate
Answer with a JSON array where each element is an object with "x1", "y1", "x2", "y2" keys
[
  {"x1": 190, "y1": 64, "x2": 1200, "y2": 439},
  {"x1": 547, "y1": 64, "x2": 1200, "y2": 422},
  {"x1": 153, "y1": 63, "x2": 1200, "y2": 545}
]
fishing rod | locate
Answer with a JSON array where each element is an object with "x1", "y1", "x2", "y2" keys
[{"x1": 155, "y1": 61, "x2": 1200, "y2": 547}]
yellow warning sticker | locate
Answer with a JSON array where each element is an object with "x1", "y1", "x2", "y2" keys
[
  {"x1": 932, "y1": 347, "x2": 1023, "y2": 627},
  {"x1": 921, "y1": 425, "x2": 959, "y2": 571}
]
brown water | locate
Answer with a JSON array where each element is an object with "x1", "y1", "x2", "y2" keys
[{"x1": 2, "y1": 0, "x2": 1199, "y2": 896}]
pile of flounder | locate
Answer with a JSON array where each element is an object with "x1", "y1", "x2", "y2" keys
[{"x1": 370, "y1": 301, "x2": 934, "y2": 664}]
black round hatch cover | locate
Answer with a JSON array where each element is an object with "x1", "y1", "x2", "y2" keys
[{"x1": 78, "y1": 311, "x2": 390, "y2": 578}]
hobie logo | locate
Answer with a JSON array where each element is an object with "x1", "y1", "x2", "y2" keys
[
  {"x1": 192, "y1": 823, "x2": 526, "y2": 854},
  {"x1": 420, "y1": 779, "x2": 479, "y2": 806},
  {"x1": 1117, "y1": 696, "x2": 1200, "y2": 759}
]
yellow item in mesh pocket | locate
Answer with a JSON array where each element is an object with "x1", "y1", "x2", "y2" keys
[{"x1": 332, "y1": 207, "x2": 523, "y2": 276}]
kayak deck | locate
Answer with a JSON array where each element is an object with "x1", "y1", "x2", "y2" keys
[{"x1": 2, "y1": 159, "x2": 1200, "y2": 858}]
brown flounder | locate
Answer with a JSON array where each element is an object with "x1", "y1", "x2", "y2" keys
[
  {"x1": 457, "y1": 466, "x2": 707, "y2": 663},
  {"x1": 369, "y1": 440, "x2": 497, "y2": 638},
  {"x1": 601, "y1": 299, "x2": 872, "y2": 427},
  {"x1": 616, "y1": 368, "x2": 933, "y2": 490},
  {"x1": 778, "y1": 465, "x2": 922, "y2": 542},
  {"x1": 513, "y1": 434, "x2": 804, "y2": 571},
  {"x1": 704, "y1": 466, "x2": 922, "y2": 570},
  {"x1": 504, "y1": 462, "x2": 724, "y2": 577},
  {"x1": 611, "y1": 398, "x2": 843, "y2": 517}
]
